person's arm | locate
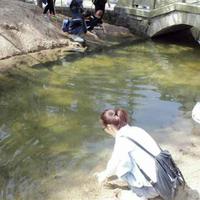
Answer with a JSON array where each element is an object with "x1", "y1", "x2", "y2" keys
[
  {"x1": 101, "y1": 22, "x2": 106, "y2": 33},
  {"x1": 95, "y1": 138, "x2": 122, "y2": 183},
  {"x1": 86, "y1": 31, "x2": 99, "y2": 40}
]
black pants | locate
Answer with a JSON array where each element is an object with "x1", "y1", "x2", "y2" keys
[
  {"x1": 43, "y1": 0, "x2": 55, "y2": 15},
  {"x1": 94, "y1": 0, "x2": 107, "y2": 13}
]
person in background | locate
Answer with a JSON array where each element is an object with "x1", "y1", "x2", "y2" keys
[
  {"x1": 62, "y1": 16, "x2": 99, "y2": 42},
  {"x1": 85, "y1": 10, "x2": 104, "y2": 31},
  {"x1": 68, "y1": 0, "x2": 87, "y2": 41},
  {"x1": 43, "y1": 0, "x2": 55, "y2": 16},
  {"x1": 92, "y1": 0, "x2": 110, "y2": 17},
  {"x1": 62, "y1": 0, "x2": 100, "y2": 42},
  {"x1": 69, "y1": 0, "x2": 84, "y2": 18},
  {"x1": 90, "y1": 0, "x2": 110, "y2": 33}
]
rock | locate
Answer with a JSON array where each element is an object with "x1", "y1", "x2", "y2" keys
[{"x1": 0, "y1": 0, "x2": 71, "y2": 60}]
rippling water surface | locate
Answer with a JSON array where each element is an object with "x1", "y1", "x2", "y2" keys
[{"x1": 0, "y1": 39, "x2": 199, "y2": 199}]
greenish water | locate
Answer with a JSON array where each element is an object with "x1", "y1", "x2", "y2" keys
[{"x1": 0, "y1": 39, "x2": 199, "y2": 199}]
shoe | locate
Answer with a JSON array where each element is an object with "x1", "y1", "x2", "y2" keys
[
  {"x1": 69, "y1": 34, "x2": 84, "y2": 43},
  {"x1": 43, "y1": 14, "x2": 50, "y2": 21}
]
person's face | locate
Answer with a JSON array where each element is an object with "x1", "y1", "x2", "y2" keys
[
  {"x1": 95, "y1": 10, "x2": 103, "y2": 18},
  {"x1": 102, "y1": 124, "x2": 117, "y2": 138}
]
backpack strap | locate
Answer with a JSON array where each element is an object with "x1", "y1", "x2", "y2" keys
[
  {"x1": 135, "y1": 161, "x2": 156, "y2": 186},
  {"x1": 123, "y1": 136, "x2": 157, "y2": 186},
  {"x1": 122, "y1": 136, "x2": 156, "y2": 158}
]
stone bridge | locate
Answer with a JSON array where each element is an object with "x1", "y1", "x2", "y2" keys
[{"x1": 113, "y1": 0, "x2": 200, "y2": 40}]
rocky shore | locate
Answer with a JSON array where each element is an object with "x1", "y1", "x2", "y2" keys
[
  {"x1": 0, "y1": 0, "x2": 135, "y2": 71},
  {"x1": 59, "y1": 124, "x2": 200, "y2": 200},
  {"x1": 0, "y1": 0, "x2": 72, "y2": 60}
]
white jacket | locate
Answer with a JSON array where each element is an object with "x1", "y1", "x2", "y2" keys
[
  {"x1": 192, "y1": 102, "x2": 200, "y2": 124},
  {"x1": 104, "y1": 125, "x2": 161, "y2": 187}
]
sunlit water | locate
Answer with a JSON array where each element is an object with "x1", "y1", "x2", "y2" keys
[{"x1": 0, "y1": 39, "x2": 199, "y2": 199}]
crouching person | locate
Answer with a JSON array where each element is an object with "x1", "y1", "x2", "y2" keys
[
  {"x1": 63, "y1": 0, "x2": 86, "y2": 42},
  {"x1": 62, "y1": 0, "x2": 98, "y2": 42},
  {"x1": 62, "y1": 17, "x2": 99, "y2": 42},
  {"x1": 85, "y1": 10, "x2": 104, "y2": 32},
  {"x1": 62, "y1": 18, "x2": 86, "y2": 42},
  {"x1": 95, "y1": 108, "x2": 185, "y2": 200}
]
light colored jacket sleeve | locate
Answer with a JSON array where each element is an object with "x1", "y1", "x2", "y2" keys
[
  {"x1": 104, "y1": 138, "x2": 121, "y2": 177},
  {"x1": 104, "y1": 137, "x2": 132, "y2": 178}
]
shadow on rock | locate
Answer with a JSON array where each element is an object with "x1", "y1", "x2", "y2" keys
[
  {"x1": 102, "y1": 178, "x2": 200, "y2": 200},
  {"x1": 178, "y1": 185, "x2": 200, "y2": 200}
]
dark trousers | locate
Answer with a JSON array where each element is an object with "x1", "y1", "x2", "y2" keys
[{"x1": 43, "y1": 0, "x2": 55, "y2": 15}]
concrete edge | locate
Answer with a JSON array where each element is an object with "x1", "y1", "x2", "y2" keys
[{"x1": 114, "y1": 3, "x2": 200, "y2": 19}]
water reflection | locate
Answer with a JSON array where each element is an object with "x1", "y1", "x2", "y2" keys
[{"x1": 0, "y1": 40, "x2": 199, "y2": 199}]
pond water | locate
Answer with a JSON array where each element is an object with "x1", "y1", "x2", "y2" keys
[{"x1": 0, "y1": 39, "x2": 199, "y2": 199}]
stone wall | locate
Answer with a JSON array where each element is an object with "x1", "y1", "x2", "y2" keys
[
  {"x1": 132, "y1": 0, "x2": 155, "y2": 9},
  {"x1": 116, "y1": 0, "x2": 133, "y2": 7},
  {"x1": 117, "y1": 0, "x2": 185, "y2": 9},
  {"x1": 113, "y1": 1, "x2": 200, "y2": 41},
  {"x1": 109, "y1": 9, "x2": 150, "y2": 37},
  {"x1": 191, "y1": 27, "x2": 200, "y2": 43},
  {"x1": 147, "y1": 11, "x2": 200, "y2": 36},
  {"x1": 154, "y1": 0, "x2": 182, "y2": 8}
]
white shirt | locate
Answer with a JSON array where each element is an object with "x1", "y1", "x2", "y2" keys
[
  {"x1": 66, "y1": 0, "x2": 73, "y2": 6},
  {"x1": 192, "y1": 102, "x2": 200, "y2": 124},
  {"x1": 104, "y1": 125, "x2": 161, "y2": 187}
]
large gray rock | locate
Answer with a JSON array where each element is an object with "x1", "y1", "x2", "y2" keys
[{"x1": 0, "y1": 0, "x2": 69, "y2": 60}]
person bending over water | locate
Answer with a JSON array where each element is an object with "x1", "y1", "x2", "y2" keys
[
  {"x1": 63, "y1": 0, "x2": 100, "y2": 42},
  {"x1": 95, "y1": 108, "x2": 185, "y2": 200}
]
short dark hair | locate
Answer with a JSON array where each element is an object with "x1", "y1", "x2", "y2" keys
[{"x1": 100, "y1": 108, "x2": 128, "y2": 130}]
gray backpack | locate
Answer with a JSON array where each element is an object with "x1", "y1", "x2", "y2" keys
[{"x1": 124, "y1": 136, "x2": 186, "y2": 200}]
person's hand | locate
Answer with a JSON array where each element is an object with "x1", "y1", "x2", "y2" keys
[
  {"x1": 93, "y1": 34, "x2": 99, "y2": 40},
  {"x1": 94, "y1": 171, "x2": 107, "y2": 184},
  {"x1": 86, "y1": 31, "x2": 100, "y2": 41}
]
